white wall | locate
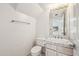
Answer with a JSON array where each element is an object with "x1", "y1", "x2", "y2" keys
[
  {"x1": 66, "y1": 4, "x2": 79, "y2": 56},
  {"x1": 16, "y1": 3, "x2": 44, "y2": 18},
  {"x1": 0, "y1": 3, "x2": 36, "y2": 56},
  {"x1": 72, "y1": 4, "x2": 79, "y2": 56},
  {"x1": 36, "y1": 11, "x2": 49, "y2": 38}
]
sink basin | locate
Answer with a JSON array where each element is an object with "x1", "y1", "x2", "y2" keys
[
  {"x1": 45, "y1": 38, "x2": 74, "y2": 48},
  {"x1": 36, "y1": 37, "x2": 74, "y2": 48}
]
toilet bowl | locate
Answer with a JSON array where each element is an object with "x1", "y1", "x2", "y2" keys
[{"x1": 31, "y1": 46, "x2": 42, "y2": 56}]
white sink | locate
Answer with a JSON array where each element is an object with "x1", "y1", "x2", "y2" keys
[
  {"x1": 36, "y1": 37, "x2": 74, "y2": 48},
  {"x1": 45, "y1": 38, "x2": 74, "y2": 48}
]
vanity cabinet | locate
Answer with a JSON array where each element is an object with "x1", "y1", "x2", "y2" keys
[
  {"x1": 35, "y1": 37, "x2": 73, "y2": 56},
  {"x1": 45, "y1": 43, "x2": 73, "y2": 56}
]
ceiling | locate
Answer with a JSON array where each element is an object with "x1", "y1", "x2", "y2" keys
[
  {"x1": 10, "y1": 3, "x2": 45, "y2": 18},
  {"x1": 10, "y1": 3, "x2": 50, "y2": 11},
  {"x1": 9, "y1": 3, "x2": 67, "y2": 19}
]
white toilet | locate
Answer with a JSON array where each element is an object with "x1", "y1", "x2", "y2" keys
[{"x1": 31, "y1": 46, "x2": 42, "y2": 56}]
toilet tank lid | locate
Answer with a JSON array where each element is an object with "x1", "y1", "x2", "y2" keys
[{"x1": 31, "y1": 46, "x2": 42, "y2": 53}]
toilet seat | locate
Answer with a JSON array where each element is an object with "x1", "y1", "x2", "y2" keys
[{"x1": 31, "y1": 46, "x2": 42, "y2": 56}]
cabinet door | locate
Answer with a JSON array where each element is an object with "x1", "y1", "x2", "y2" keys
[
  {"x1": 56, "y1": 46, "x2": 73, "y2": 56},
  {"x1": 46, "y1": 48, "x2": 56, "y2": 56},
  {"x1": 46, "y1": 43, "x2": 56, "y2": 50}
]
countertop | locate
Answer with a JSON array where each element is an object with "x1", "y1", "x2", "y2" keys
[{"x1": 45, "y1": 38, "x2": 74, "y2": 48}]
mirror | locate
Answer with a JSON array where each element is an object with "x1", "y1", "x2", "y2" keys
[{"x1": 49, "y1": 8, "x2": 66, "y2": 37}]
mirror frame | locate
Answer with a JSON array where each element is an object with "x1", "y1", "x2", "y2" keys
[{"x1": 49, "y1": 7, "x2": 68, "y2": 37}]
